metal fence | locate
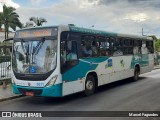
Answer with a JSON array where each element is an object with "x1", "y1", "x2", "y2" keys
[
  {"x1": 0, "y1": 45, "x2": 12, "y2": 81},
  {"x1": 0, "y1": 42, "x2": 12, "y2": 87},
  {"x1": 0, "y1": 56, "x2": 11, "y2": 81}
]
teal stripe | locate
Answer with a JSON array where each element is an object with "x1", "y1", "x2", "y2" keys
[
  {"x1": 131, "y1": 54, "x2": 149, "y2": 68},
  {"x1": 81, "y1": 57, "x2": 109, "y2": 63},
  {"x1": 69, "y1": 26, "x2": 116, "y2": 36},
  {"x1": 62, "y1": 57, "x2": 109, "y2": 81}
]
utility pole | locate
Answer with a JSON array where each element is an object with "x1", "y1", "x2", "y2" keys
[{"x1": 142, "y1": 28, "x2": 144, "y2": 36}]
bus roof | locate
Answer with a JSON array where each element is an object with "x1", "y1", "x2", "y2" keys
[
  {"x1": 69, "y1": 26, "x2": 117, "y2": 37},
  {"x1": 17, "y1": 25, "x2": 153, "y2": 41},
  {"x1": 69, "y1": 26, "x2": 153, "y2": 41}
]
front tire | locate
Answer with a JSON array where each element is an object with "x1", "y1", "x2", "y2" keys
[{"x1": 84, "y1": 75, "x2": 96, "y2": 96}]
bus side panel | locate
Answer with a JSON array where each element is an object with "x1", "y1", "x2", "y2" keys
[
  {"x1": 96, "y1": 56, "x2": 133, "y2": 86},
  {"x1": 62, "y1": 59, "x2": 98, "y2": 96},
  {"x1": 62, "y1": 80, "x2": 84, "y2": 96},
  {"x1": 149, "y1": 54, "x2": 154, "y2": 69},
  {"x1": 140, "y1": 54, "x2": 154, "y2": 74},
  {"x1": 111, "y1": 56, "x2": 133, "y2": 82},
  {"x1": 93, "y1": 57, "x2": 112, "y2": 86}
]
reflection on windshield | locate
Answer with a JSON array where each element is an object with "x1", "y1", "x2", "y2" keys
[{"x1": 12, "y1": 39, "x2": 57, "y2": 74}]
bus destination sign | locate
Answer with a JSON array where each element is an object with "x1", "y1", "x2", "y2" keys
[{"x1": 15, "y1": 28, "x2": 57, "y2": 38}]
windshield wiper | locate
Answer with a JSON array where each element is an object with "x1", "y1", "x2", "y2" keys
[
  {"x1": 32, "y1": 38, "x2": 45, "y2": 63},
  {"x1": 20, "y1": 39, "x2": 29, "y2": 64},
  {"x1": 21, "y1": 39, "x2": 26, "y2": 55}
]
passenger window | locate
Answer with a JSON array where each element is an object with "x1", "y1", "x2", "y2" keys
[
  {"x1": 100, "y1": 41, "x2": 110, "y2": 56},
  {"x1": 146, "y1": 41, "x2": 154, "y2": 53},
  {"x1": 81, "y1": 35, "x2": 98, "y2": 57},
  {"x1": 92, "y1": 41, "x2": 99, "y2": 57},
  {"x1": 113, "y1": 38, "x2": 123, "y2": 56}
]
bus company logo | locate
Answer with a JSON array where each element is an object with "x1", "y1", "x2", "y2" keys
[
  {"x1": 105, "y1": 59, "x2": 113, "y2": 68},
  {"x1": 120, "y1": 59, "x2": 125, "y2": 67},
  {"x1": 108, "y1": 59, "x2": 113, "y2": 66}
]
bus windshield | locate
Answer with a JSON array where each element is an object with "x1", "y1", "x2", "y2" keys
[{"x1": 12, "y1": 38, "x2": 57, "y2": 74}]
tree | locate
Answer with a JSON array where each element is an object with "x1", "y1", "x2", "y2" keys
[
  {"x1": 0, "y1": 23, "x2": 2, "y2": 29},
  {"x1": 22, "y1": 22, "x2": 34, "y2": 28},
  {"x1": 155, "y1": 39, "x2": 160, "y2": 52},
  {"x1": 0, "y1": 5, "x2": 22, "y2": 39},
  {"x1": 148, "y1": 35, "x2": 158, "y2": 41},
  {"x1": 148, "y1": 35, "x2": 160, "y2": 52},
  {"x1": 29, "y1": 17, "x2": 47, "y2": 26}
]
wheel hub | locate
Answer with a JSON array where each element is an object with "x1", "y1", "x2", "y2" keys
[{"x1": 86, "y1": 80, "x2": 93, "y2": 90}]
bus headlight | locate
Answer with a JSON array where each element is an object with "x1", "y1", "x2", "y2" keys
[
  {"x1": 11, "y1": 77, "x2": 15, "y2": 84},
  {"x1": 46, "y1": 75, "x2": 58, "y2": 87}
]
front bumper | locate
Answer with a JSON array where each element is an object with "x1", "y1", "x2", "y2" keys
[{"x1": 12, "y1": 83, "x2": 62, "y2": 97}]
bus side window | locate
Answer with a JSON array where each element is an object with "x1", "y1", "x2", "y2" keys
[
  {"x1": 81, "y1": 35, "x2": 97, "y2": 57},
  {"x1": 146, "y1": 41, "x2": 154, "y2": 53},
  {"x1": 92, "y1": 41, "x2": 98, "y2": 57},
  {"x1": 98, "y1": 36, "x2": 110, "y2": 56},
  {"x1": 113, "y1": 37, "x2": 123, "y2": 56},
  {"x1": 66, "y1": 41, "x2": 78, "y2": 60},
  {"x1": 133, "y1": 46, "x2": 140, "y2": 54},
  {"x1": 141, "y1": 40, "x2": 148, "y2": 54}
]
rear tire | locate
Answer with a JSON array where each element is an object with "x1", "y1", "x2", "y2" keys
[
  {"x1": 84, "y1": 75, "x2": 96, "y2": 96},
  {"x1": 132, "y1": 67, "x2": 139, "y2": 81}
]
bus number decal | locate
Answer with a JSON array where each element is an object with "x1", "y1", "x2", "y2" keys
[{"x1": 36, "y1": 82, "x2": 45, "y2": 87}]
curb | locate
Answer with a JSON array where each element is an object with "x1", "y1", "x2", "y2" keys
[{"x1": 0, "y1": 95, "x2": 24, "y2": 102}]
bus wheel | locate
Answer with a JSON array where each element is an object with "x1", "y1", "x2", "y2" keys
[
  {"x1": 84, "y1": 75, "x2": 96, "y2": 96},
  {"x1": 133, "y1": 67, "x2": 139, "y2": 81}
]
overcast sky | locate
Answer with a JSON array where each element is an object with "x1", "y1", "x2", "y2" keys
[{"x1": 0, "y1": 0, "x2": 160, "y2": 38}]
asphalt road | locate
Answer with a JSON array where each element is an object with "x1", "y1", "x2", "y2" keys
[{"x1": 1, "y1": 69, "x2": 160, "y2": 120}]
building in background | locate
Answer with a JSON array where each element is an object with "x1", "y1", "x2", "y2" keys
[
  {"x1": 0, "y1": 29, "x2": 14, "y2": 56},
  {"x1": 0, "y1": 28, "x2": 15, "y2": 42}
]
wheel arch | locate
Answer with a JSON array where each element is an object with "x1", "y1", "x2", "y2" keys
[
  {"x1": 134, "y1": 64, "x2": 140, "y2": 74},
  {"x1": 86, "y1": 71, "x2": 98, "y2": 88}
]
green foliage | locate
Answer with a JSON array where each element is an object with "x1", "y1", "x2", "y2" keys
[
  {"x1": 149, "y1": 35, "x2": 158, "y2": 41},
  {"x1": 155, "y1": 40, "x2": 160, "y2": 52},
  {"x1": 0, "y1": 4, "x2": 22, "y2": 39},
  {"x1": 148, "y1": 35, "x2": 160, "y2": 52},
  {"x1": 29, "y1": 17, "x2": 47, "y2": 26},
  {"x1": 0, "y1": 41, "x2": 12, "y2": 46},
  {"x1": 22, "y1": 22, "x2": 34, "y2": 28}
]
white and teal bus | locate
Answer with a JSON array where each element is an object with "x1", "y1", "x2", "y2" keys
[{"x1": 11, "y1": 25, "x2": 154, "y2": 97}]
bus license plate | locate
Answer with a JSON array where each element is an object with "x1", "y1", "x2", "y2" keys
[{"x1": 25, "y1": 92, "x2": 34, "y2": 96}]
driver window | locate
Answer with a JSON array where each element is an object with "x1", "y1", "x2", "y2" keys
[
  {"x1": 66, "y1": 41, "x2": 78, "y2": 60},
  {"x1": 61, "y1": 40, "x2": 78, "y2": 63},
  {"x1": 60, "y1": 39, "x2": 79, "y2": 73}
]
